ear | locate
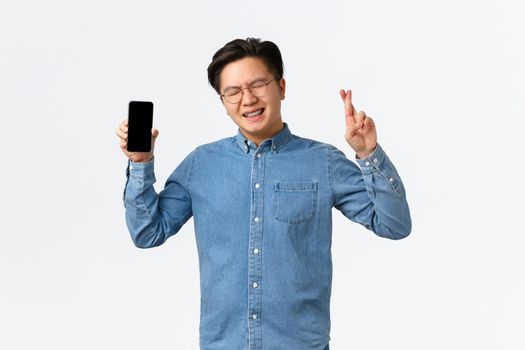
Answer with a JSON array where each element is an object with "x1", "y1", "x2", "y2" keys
[
  {"x1": 279, "y1": 78, "x2": 286, "y2": 100},
  {"x1": 219, "y1": 95, "x2": 227, "y2": 109},
  {"x1": 221, "y1": 100, "x2": 232, "y2": 118}
]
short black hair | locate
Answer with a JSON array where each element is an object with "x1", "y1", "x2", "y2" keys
[{"x1": 207, "y1": 37, "x2": 284, "y2": 95}]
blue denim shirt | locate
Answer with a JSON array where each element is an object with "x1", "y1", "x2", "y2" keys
[{"x1": 123, "y1": 122, "x2": 411, "y2": 350}]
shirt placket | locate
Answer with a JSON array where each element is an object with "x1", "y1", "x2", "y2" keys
[{"x1": 248, "y1": 145, "x2": 265, "y2": 350}]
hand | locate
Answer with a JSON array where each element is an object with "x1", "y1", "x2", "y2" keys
[
  {"x1": 339, "y1": 89, "x2": 377, "y2": 159},
  {"x1": 115, "y1": 119, "x2": 159, "y2": 163}
]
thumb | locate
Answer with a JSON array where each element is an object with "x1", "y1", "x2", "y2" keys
[{"x1": 152, "y1": 128, "x2": 159, "y2": 139}]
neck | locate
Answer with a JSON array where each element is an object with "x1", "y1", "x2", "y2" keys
[{"x1": 247, "y1": 121, "x2": 284, "y2": 147}]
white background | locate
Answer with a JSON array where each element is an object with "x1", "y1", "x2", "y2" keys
[{"x1": 1, "y1": 0, "x2": 524, "y2": 349}]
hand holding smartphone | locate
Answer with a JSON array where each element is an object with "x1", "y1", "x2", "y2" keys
[{"x1": 115, "y1": 101, "x2": 158, "y2": 163}]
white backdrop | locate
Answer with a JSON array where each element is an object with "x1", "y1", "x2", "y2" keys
[{"x1": 1, "y1": 0, "x2": 524, "y2": 349}]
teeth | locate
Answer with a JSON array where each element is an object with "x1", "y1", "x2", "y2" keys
[{"x1": 244, "y1": 109, "x2": 263, "y2": 117}]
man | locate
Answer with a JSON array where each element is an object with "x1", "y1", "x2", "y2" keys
[{"x1": 115, "y1": 38, "x2": 411, "y2": 350}]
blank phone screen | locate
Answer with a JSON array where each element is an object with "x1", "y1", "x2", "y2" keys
[{"x1": 127, "y1": 101, "x2": 153, "y2": 152}]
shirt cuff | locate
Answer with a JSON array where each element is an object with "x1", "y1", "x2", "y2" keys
[
  {"x1": 126, "y1": 157, "x2": 155, "y2": 178},
  {"x1": 355, "y1": 143, "x2": 384, "y2": 173}
]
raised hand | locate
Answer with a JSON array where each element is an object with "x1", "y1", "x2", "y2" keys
[
  {"x1": 339, "y1": 89, "x2": 377, "y2": 159},
  {"x1": 115, "y1": 119, "x2": 159, "y2": 163}
]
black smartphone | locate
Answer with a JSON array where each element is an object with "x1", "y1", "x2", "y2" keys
[{"x1": 127, "y1": 101, "x2": 153, "y2": 152}]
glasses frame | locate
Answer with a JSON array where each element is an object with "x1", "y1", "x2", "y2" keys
[{"x1": 220, "y1": 79, "x2": 275, "y2": 104}]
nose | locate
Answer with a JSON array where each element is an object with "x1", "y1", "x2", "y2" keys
[{"x1": 241, "y1": 88, "x2": 258, "y2": 105}]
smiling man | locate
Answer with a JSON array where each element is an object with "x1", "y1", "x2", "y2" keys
[{"x1": 116, "y1": 38, "x2": 412, "y2": 350}]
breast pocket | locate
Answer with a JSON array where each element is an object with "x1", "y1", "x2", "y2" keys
[{"x1": 274, "y1": 181, "x2": 318, "y2": 224}]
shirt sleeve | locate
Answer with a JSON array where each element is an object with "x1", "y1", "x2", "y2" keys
[
  {"x1": 329, "y1": 143, "x2": 412, "y2": 239},
  {"x1": 122, "y1": 149, "x2": 196, "y2": 248}
]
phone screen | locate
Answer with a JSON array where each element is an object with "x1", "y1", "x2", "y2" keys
[{"x1": 127, "y1": 101, "x2": 153, "y2": 152}]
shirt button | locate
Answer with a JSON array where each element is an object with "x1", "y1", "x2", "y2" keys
[
  {"x1": 129, "y1": 165, "x2": 134, "y2": 170},
  {"x1": 253, "y1": 248, "x2": 259, "y2": 254},
  {"x1": 252, "y1": 314, "x2": 257, "y2": 320},
  {"x1": 365, "y1": 161, "x2": 370, "y2": 166},
  {"x1": 254, "y1": 217, "x2": 259, "y2": 222},
  {"x1": 252, "y1": 282, "x2": 258, "y2": 288},
  {"x1": 256, "y1": 153, "x2": 262, "y2": 158},
  {"x1": 255, "y1": 183, "x2": 260, "y2": 189},
  {"x1": 389, "y1": 177, "x2": 394, "y2": 182},
  {"x1": 373, "y1": 158, "x2": 378, "y2": 163},
  {"x1": 272, "y1": 145, "x2": 276, "y2": 150}
]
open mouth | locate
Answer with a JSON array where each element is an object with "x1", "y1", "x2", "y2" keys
[{"x1": 243, "y1": 108, "x2": 265, "y2": 118}]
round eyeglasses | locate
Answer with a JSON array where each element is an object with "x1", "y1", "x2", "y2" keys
[{"x1": 220, "y1": 79, "x2": 274, "y2": 104}]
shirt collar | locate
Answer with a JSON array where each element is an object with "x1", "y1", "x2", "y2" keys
[{"x1": 236, "y1": 122, "x2": 292, "y2": 154}]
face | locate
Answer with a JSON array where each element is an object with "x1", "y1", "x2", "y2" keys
[{"x1": 219, "y1": 57, "x2": 286, "y2": 146}]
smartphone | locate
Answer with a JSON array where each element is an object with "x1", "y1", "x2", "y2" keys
[{"x1": 127, "y1": 101, "x2": 153, "y2": 152}]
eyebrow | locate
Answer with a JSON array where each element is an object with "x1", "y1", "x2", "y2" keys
[{"x1": 223, "y1": 77, "x2": 267, "y2": 92}]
